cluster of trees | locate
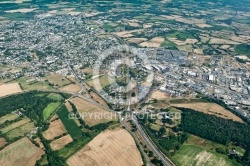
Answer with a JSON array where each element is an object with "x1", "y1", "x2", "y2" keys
[
  {"x1": 137, "y1": 114, "x2": 188, "y2": 156},
  {"x1": 179, "y1": 107, "x2": 250, "y2": 165},
  {"x1": 0, "y1": 91, "x2": 54, "y2": 124},
  {"x1": 180, "y1": 107, "x2": 250, "y2": 147}
]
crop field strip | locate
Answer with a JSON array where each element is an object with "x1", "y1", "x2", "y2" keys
[
  {"x1": 56, "y1": 104, "x2": 82, "y2": 139},
  {"x1": 0, "y1": 117, "x2": 30, "y2": 134}
]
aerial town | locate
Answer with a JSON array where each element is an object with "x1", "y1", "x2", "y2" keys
[
  {"x1": 0, "y1": 15, "x2": 249, "y2": 118},
  {"x1": 0, "y1": 0, "x2": 250, "y2": 165}
]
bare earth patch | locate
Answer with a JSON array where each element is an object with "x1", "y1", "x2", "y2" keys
[
  {"x1": 43, "y1": 119, "x2": 67, "y2": 140},
  {"x1": 0, "y1": 83, "x2": 22, "y2": 98},
  {"x1": 0, "y1": 137, "x2": 44, "y2": 166},
  {"x1": 67, "y1": 128, "x2": 143, "y2": 166},
  {"x1": 171, "y1": 102, "x2": 243, "y2": 123},
  {"x1": 0, "y1": 138, "x2": 7, "y2": 147},
  {"x1": 50, "y1": 134, "x2": 73, "y2": 151}
]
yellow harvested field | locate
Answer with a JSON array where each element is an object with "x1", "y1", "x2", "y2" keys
[
  {"x1": 196, "y1": 23, "x2": 213, "y2": 28},
  {"x1": 68, "y1": 11, "x2": 82, "y2": 16},
  {"x1": 127, "y1": 38, "x2": 148, "y2": 44},
  {"x1": 219, "y1": 45, "x2": 231, "y2": 49},
  {"x1": 0, "y1": 113, "x2": 18, "y2": 125},
  {"x1": 168, "y1": 38, "x2": 198, "y2": 46},
  {"x1": 50, "y1": 134, "x2": 73, "y2": 151},
  {"x1": 139, "y1": 41, "x2": 161, "y2": 48},
  {"x1": 67, "y1": 128, "x2": 142, "y2": 166},
  {"x1": 5, "y1": 8, "x2": 37, "y2": 13},
  {"x1": 143, "y1": 23, "x2": 153, "y2": 28},
  {"x1": 60, "y1": 84, "x2": 81, "y2": 93},
  {"x1": 161, "y1": 15, "x2": 205, "y2": 24},
  {"x1": 171, "y1": 102, "x2": 243, "y2": 123},
  {"x1": 90, "y1": 92, "x2": 109, "y2": 108},
  {"x1": 85, "y1": 12, "x2": 101, "y2": 17},
  {"x1": 34, "y1": 138, "x2": 44, "y2": 149},
  {"x1": 69, "y1": 97, "x2": 117, "y2": 126},
  {"x1": 0, "y1": 83, "x2": 22, "y2": 98},
  {"x1": 150, "y1": 90, "x2": 169, "y2": 100},
  {"x1": 47, "y1": 74, "x2": 71, "y2": 87},
  {"x1": 1, "y1": 118, "x2": 30, "y2": 134},
  {"x1": 43, "y1": 119, "x2": 67, "y2": 140},
  {"x1": 193, "y1": 49, "x2": 204, "y2": 55},
  {"x1": 0, "y1": 137, "x2": 44, "y2": 166},
  {"x1": 151, "y1": 37, "x2": 165, "y2": 43},
  {"x1": 231, "y1": 36, "x2": 250, "y2": 43},
  {"x1": 209, "y1": 38, "x2": 239, "y2": 45},
  {"x1": 0, "y1": 138, "x2": 7, "y2": 147}
]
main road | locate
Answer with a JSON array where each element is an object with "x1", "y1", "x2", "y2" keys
[{"x1": 128, "y1": 115, "x2": 175, "y2": 166}]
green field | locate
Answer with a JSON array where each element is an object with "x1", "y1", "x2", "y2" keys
[
  {"x1": 43, "y1": 102, "x2": 61, "y2": 120},
  {"x1": 47, "y1": 93, "x2": 64, "y2": 101},
  {"x1": 0, "y1": 113, "x2": 18, "y2": 125},
  {"x1": 235, "y1": 44, "x2": 250, "y2": 57},
  {"x1": 172, "y1": 144, "x2": 241, "y2": 166},
  {"x1": 6, "y1": 122, "x2": 35, "y2": 139},
  {"x1": 160, "y1": 39, "x2": 177, "y2": 48},
  {"x1": 16, "y1": 77, "x2": 55, "y2": 91},
  {"x1": 57, "y1": 104, "x2": 82, "y2": 139}
]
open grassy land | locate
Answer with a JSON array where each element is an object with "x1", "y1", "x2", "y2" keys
[
  {"x1": 43, "y1": 102, "x2": 61, "y2": 120},
  {"x1": 0, "y1": 117, "x2": 30, "y2": 134},
  {"x1": 67, "y1": 128, "x2": 143, "y2": 166},
  {"x1": 57, "y1": 104, "x2": 82, "y2": 139},
  {"x1": 6, "y1": 122, "x2": 35, "y2": 139},
  {"x1": 47, "y1": 93, "x2": 64, "y2": 101},
  {"x1": 172, "y1": 144, "x2": 241, "y2": 166},
  {"x1": 0, "y1": 137, "x2": 44, "y2": 166},
  {"x1": 16, "y1": 77, "x2": 55, "y2": 91},
  {"x1": 46, "y1": 74, "x2": 71, "y2": 88},
  {"x1": 0, "y1": 113, "x2": 18, "y2": 125},
  {"x1": 87, "y1": 74, "x2": 114, "y2": 91}
]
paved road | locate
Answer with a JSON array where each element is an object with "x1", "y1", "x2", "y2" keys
[{"x1": 131, "y1": 115, "x2": 175, "y2": 166}]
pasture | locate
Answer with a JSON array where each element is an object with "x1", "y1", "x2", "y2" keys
[{"x1": 43, "y1": 102, "x2": 61, "y2": 120}]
